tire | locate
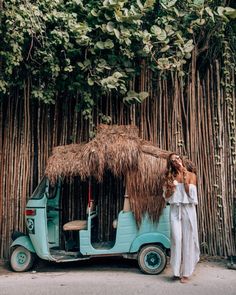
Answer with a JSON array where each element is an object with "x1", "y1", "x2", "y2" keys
[
  {"x1": 10, "y1": 246, "x2": 35, "y2": 272},
  {"x1": 138, "y1": 244, "x2": 167, "y2": 275}
]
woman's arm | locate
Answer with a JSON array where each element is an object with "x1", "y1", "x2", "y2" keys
[
  {"x1": 183, "y1": 170, "x2": 197, "y2": 195},
  {"x1": 183, "y1": 169, "x2": 190, "y2": 195}
]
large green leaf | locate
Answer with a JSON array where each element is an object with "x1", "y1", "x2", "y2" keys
[
  {"x1": 161, "y1": 0, "x2": 177, "y2": 8},
  {"x1": 96, "y1": 41, "x2": 105, "y2": 49},
  {"x1": 123, "y1": 90, "x2": 149, "y2": 104},
  {"x1": 193, "y1": 0, "x2": 204, "y2": 7},
  {"x1": 113, "y1": 28, "x2": 120, "y2": 39},
  {"x1": 151, "y1": 25, "x2": 167, "y2": 41},
  {"x1": 144, "y1": 0, "x2": 155, "y2": 9},
  {"x1": 136, "y1": 0, "x2": 144, "y2": 10},
  {"x1": 104, "y1": 39, "x2": 114, "y2": 49},
  {"x1": 183, "y1": 40, "x2": 194, "y2": 53},
  {"x1": 205, "y1": 7, "x2": 214, "y2": 22},
  {"x1": 160, "y1": 45, "x2": 170, "y2": 52},
  {"x1": 224, "y1": 7, "x2": 236, "y2": 19},
  {"x1": 106, "y1": 21, "x2": 115, "y2": 32}
]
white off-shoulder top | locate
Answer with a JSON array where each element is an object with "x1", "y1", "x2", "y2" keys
[{"x1": 164, "y1": 182, "x2": 198, "y2": 205}]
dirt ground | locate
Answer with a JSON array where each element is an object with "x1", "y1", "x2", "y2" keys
[{"x1": 0, "y1": 256, "x2": 235, "y2": 295}]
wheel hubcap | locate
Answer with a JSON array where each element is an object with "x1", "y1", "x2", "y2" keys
[
  {"x1": 144, "y1": 251, "x2": 161, "y2": 269},
  {"x1": 17, "y1": 252, "x2": 27, "y2": 265}
]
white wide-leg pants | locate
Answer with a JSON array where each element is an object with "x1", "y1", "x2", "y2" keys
[{"x1": 170, "y1": 203, "x2": 200, "y2": 277}]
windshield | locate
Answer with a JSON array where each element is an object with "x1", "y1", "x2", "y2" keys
[
  {"x1": 47, "y1": 181, "x2": 59, "y2": 199},
  {"x1": 30, "y1": 177, "x2": 47, "y2": 199}
]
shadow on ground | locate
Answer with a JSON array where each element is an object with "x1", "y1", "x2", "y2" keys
[{"x1": 1, "y1": 256, "x2": 141, "y2": 274}]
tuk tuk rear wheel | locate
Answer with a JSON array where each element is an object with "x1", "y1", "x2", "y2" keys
[
  {"x1": 10, "y1": 246, "x2": 35, "y2": 272},
  {"x1": 138, "y1": 245, "x2": 167, "y2": 275}
]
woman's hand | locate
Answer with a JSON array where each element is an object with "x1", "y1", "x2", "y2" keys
[{"x1": 173, "y1": 180, "x2": 178, "y2": 186}]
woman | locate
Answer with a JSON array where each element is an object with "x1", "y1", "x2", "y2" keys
[{"x1": 163, "y1": 153, "x2": 200, "y2": 283}]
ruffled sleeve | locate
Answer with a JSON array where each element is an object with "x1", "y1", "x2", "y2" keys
[{"x1": 188, "y1": 184, "x2": 198, "y2": 205}]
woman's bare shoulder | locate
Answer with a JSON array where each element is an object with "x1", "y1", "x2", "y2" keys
[{"x1": 188, "y1": 172, "x2": 197, "y2": 185}]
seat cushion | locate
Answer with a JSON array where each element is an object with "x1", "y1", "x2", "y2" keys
[{"x1": 63, "y1": 220, "x2": 87, "y2": 231}]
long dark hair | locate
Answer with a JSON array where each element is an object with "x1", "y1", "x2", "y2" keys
[{"x1": 163, "y1": 153, "x2": 185, "y2": 194}]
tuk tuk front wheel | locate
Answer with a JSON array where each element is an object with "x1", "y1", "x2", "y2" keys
[
  {"x1": 10, "y1": 246, "x2": 35, "y2": 272},
  {"x1": 138, "y1": 245, "x2": 167, "y2": 275}
]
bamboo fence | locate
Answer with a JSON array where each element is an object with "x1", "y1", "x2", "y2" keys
[{"x1": 0, "y1": 60, "x2": 235, "y2": 259}]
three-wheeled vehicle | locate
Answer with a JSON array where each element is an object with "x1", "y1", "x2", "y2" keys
[{"x1": 10, "y1": 177, "x2": 170, "y2": 274}]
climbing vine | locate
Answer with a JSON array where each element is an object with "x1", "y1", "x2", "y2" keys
[{"x1": 0, "y1": 0, "x2": 235, "y2": 117}]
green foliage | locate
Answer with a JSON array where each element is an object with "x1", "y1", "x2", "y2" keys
[
  {"x1": 123, "y1": 90, "x2": 149, "y2": 104},
  {"x1": 0, "y1": 0, "x2": 235, "y2": 114}
]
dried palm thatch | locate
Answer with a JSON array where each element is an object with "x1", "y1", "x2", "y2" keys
[{"x1": 45, "y1": 124, "x2": 195, "y2": 224}]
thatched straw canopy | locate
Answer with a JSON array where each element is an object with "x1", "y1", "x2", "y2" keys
[{"x1": 45, "y1": 124, "x2": 195, "y2": 223}]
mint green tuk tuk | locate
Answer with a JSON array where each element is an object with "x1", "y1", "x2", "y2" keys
[{"x1": 10, "y1": 176, "x2": 170, "y2": 274}]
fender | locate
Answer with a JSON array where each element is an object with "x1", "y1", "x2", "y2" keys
[
  {"x1": 130, "y1": 232, "x2": 170, "y2": 253},
  {"x1": 10, "y1": 236, "x2": 36, "y2": 253}
]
